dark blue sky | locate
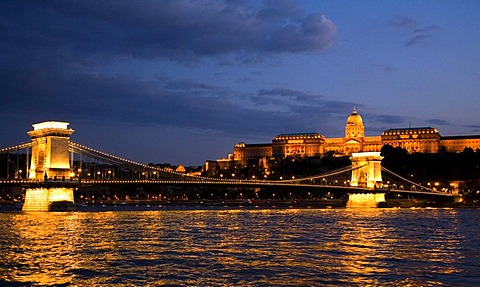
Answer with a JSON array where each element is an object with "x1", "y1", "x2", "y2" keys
[{"x1": 1, "y1": 0, "x2": 479, "y2": 165}]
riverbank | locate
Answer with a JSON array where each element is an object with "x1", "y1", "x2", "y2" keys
[{"x1": 2, "y1": 198, "x2": 479, "y2": 211}]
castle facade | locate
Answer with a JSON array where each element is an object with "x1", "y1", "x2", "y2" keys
[{"x1": 233, "y1": 108, "x2": 480, "y2": 161}]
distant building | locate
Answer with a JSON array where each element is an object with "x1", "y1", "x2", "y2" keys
[
  {"x1": 440, "y1": 135, "x2": 480, "y2": 153},
  {"x1": 221, "y1": 108, "x2": 480, "y2": 166},
  {"x1": 381, "y1": 127, "x2": 441, "y2": 153},
  {"x1": 175, "y1": 165, "x2": 186, "y2": 173},
  {"x1": 234, "y1": 143, "x2": 272, "y2": 160},
  {"x1": 324, "y1": 108, "x2": 382, "y2": 154},
  {"x1": 272, "y1": 133, "x2": 325, "y2": 158}
]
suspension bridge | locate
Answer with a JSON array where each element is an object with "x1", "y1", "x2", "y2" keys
[{"x1": 0, "y1": 121, "x2": 456, "y2": 210}]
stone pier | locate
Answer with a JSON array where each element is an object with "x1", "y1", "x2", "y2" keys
[
  {"x1": 347, "y1": 152, "x2": 386, "y2": 207},
  {"x1": 23, "y1": 121, "x2": 76, "y2": 211}
]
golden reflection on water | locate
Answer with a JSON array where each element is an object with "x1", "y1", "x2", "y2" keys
[
  {"x1": 332, "y1": 208, "x2": 463, "y2": 286},
  {"x1": 0, "y1": 207, "x2": 473, "y2": 286},
  {"x1": 7, "y1": 212, "x2": 85, "y2": 285}
]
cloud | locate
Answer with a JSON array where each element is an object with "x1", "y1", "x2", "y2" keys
[
  {"x1": 0, "y1": 60, "x2": 348, "y2": 140},
  {"x1": 372, "y1": 64, "x2": 398, "y2": 73},
  {"x1": 388, "y1": 15, "x2": 439, "y2": 48},
  {"x1": 413, "y1": 25, "x2": 440, "y2": 34},
  {"x1": 405, "y1": 34, "x2": 433, "y2": 47},
  {"x1": 252, "y1": 88, "x2": 321, "y2": 111},
  {"x1": 247, "y1": 88, "x2": 363, "y2": 134},
  {"x1": 427, "y1": 119, "x2": 450, "y2": 126},
  {"x1": 2, "y1": 0, "x2": 336, "y2": 63},
  {"x1": 0, "y1": 0, "x2": 338, "y2": 143},
  {"x1": 466, "y1": 125, "x2": 480, "y2": 133},
  {"x1": 371, "y1": 114, "x2": 405, "y2": 125},
  {"x1": 257, "y1": 88, "x2": 319, "y2": 102},
  {"x1": 388, "y1": 15, "x2": 417, "y2": 29},
  {"x1": 164, "y1": 79, "x2": 229, "y2": 96},
  {"x1": 235, "y1": 77, "x2": 253, "y2": 83}
]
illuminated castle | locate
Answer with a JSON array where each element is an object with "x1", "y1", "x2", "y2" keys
[{"x1": 232, "y1": 108, "x2": 480, "y2": 161}]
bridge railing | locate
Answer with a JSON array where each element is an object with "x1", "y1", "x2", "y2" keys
[{"x1": 0, "y1": 142, "x2": 33, "y2": 153}]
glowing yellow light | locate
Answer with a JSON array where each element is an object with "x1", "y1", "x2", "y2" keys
[
  {"x1": 32, "y1": 121, "x2": 69, "y2": 130},
  {"x1": 23, "y1": 187, "x2": 74, "y2": 211},
  {"x1": 346, "y1": 193, "x2": 386, "y2": 208}
]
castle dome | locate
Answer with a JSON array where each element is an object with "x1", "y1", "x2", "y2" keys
[{"x1": 346, "y1": 107, "x2": 363, "y2": 125}]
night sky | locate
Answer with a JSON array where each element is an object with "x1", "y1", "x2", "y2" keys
[{"x1": 1, "y1": 1, "x2": 479, "y2": 165}]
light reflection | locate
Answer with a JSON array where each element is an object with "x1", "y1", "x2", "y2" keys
[
  {"x1": 0, "y1": 208, "x2": 472, "y2": 286},
  {"x1": 5, "y1": 212, "x2": 84, "y2": 285},
  {"x1": 346, "y1": 193, "x2": 386, "y2": 207}
]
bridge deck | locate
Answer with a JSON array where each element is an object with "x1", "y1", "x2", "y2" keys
[{"x1": 0, "y1": 179, "x2": 455, "y2": 197}]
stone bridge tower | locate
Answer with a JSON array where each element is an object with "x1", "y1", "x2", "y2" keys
[
  {"x1": 27, "y1": 121, "x2": 74, "y2": 180},
  {"x1": 350, "y1": 152, "x2": 383, "y2": 188}
]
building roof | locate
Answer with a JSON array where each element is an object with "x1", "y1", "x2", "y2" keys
[
  {"x1": 243, "y1": 143, "x2": 272, "y2": 147},
  {"x1": 235, "y1": 142, "x2": 271, "y2": 148},
  {"x1": 382, "y1": 127, "x2": 439, "y2": 135},
  {"x1": 276, "y1": 132, "x2": 319, "y2": 137},
  {"x1": 384, "y1": 127, "x2": 435, "y2": 131},
  {"x1": 346, "y1": 108, "x2": 363, "y2": 125},
  {"x1": 274, "y1": 132, "x2": 324, "y2": 141},
  {"x1": 441, "y1": 135, "x2": 480, "y2": 140}
]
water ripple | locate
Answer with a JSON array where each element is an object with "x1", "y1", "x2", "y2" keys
[{"x1": 0, "y1": 208, "x2": 479, "y2": 286}]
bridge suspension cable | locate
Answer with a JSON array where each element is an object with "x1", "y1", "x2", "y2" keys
[
  {"x1": 381, "y1": 167, "x2": 435, "y2": 192},
  {"x1": 69, "y1": 141, "x2": 196, "y2": 180},
  {"x1": 279, "y1": 164, "x2": 358, "y2": 183}
]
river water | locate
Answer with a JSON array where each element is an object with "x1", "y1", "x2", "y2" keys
[{"x1": 0, "y1": 207, "x2": 479, "y2": 286}]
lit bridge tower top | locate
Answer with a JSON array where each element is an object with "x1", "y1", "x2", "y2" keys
[
  {"x1": 350, "y1": 152, "x2": 383, "y2": 189},
  {"x1": 27, "y1": 121, "x2": 74, "y2": 180}
]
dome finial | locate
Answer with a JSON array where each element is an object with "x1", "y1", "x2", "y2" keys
[{"x1": 353, "y1": 106, "x2": 357, "y2": 114}]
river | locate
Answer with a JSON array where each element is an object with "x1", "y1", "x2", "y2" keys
[{"x1": 0, "y1": 207, "x2": 479, "y2": 286}]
